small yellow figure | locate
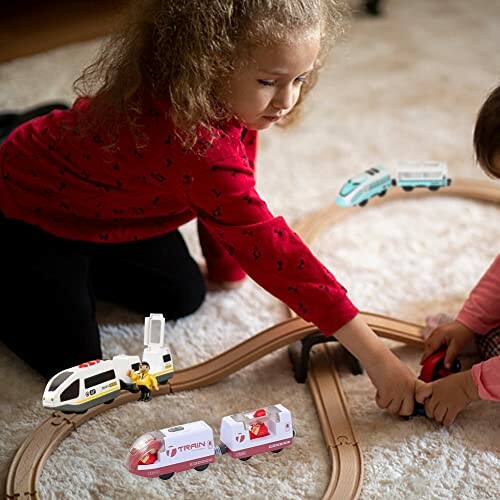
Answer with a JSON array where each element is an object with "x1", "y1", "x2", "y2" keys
[{"x1": 127, "y1": 362, "x2": 159, "y2": 402}]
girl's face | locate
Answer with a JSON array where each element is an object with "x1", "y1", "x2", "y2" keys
[{"x1": 225, "y1": 33, "x2": 321, "y2": 130}]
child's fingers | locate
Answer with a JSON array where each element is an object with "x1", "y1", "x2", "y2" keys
[
  {"x1": 415, "y1": 381, "x2": 432, "y2": 403},
  {"x1": 434, "y1": 403, "x2": 447, "y2": 424},
  {"x1": 386, "y1": 398, "x2": 403, "y2": 415},
  {"x1": 443, "y1": 343, "x2": 460, "y2": 369},
  {"x1": 424, "y1": 394, "x2": 438, "y2": 419},
  {"x1": 399, "y1": 396, "x2": 414, "y2": 417},
  {"x1": 420, "y1": 333, "x2": 446, "y2": 363},
  {"x1": 443, "y1": 407, "x2": 459, "y2": 426},
  {"x1": 375, "y1": 391, "x2": 390, "y2": 410}
]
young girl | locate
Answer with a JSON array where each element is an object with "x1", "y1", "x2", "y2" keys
[
  {"x1": 0, "y1": 0, "x2": 416, "y2": 416},
  {"x1": 417, "y1": 84, "x2": 500, "y2": 425}
]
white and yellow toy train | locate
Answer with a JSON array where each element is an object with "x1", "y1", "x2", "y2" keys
[{"x1": 42, "y1": 314, "x2": 174, "y2": 414}]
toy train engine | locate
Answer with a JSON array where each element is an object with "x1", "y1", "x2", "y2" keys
[
  {"x1": 42, "y1": 357, "x2": 135, "y2": 414},
  {"x1": 125, "y1": 404, "x2": 295, "y2": 480},
  {"x1": 42, "y1": 314, "x2": 174, "y2": 413},
  {"x1": 126, "y1": 422, "x2": 216, "y2": 480},
  {"x1": 336, "y1": 166, "x2": 392, "y2": 208}
]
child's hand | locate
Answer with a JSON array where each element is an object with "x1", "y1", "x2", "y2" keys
[
  {"x1": 421, "y1": 320, "x2": 475, "y2": 369},
  {"x1": 365, "y1": 353, "x2": 417, "y2": 416},
  {"x1": 415, "y1": 370, "x2": 479, "y2": 425}
]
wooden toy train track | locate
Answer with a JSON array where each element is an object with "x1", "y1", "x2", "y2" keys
[{"x1": 6, "y1": 178, "x2": 500, "y2": 499}]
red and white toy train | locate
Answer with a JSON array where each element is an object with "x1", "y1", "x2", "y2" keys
[{"x1": 125, "y1": 404, "x2": 295, "y2": 480}]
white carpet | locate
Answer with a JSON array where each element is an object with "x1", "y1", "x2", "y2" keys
[{"x1": 1, "y1": 1, "x2": 500, "y2": 498}]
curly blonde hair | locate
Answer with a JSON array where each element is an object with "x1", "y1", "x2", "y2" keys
[{"x1": 74, "y1": 0, "x2": 348, "y2": 146}]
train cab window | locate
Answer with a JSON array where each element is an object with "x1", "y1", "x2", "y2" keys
[
  {"x1": 48, "y1": 371, "x2": 73, "y2": 391},
  {"x1": 163, "y1": 353, "x2": 171, "y2": 363},
  {"x1": 131, "y1": 362, "x2": 140, "y2": 372},
  {"x1": 60, "y1": 380, "x2": 80, "y2": 402},
  {"x1": 84, "y1": 369, "x2": 116, "y2": 389},
  {"x1": 340, "y1": 182, "x2": 358, "y2": 196}
]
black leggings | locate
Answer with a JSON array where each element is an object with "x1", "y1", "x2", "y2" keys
[{"x1": 0, "y1": 216, "x2": 206, "y2": 379}]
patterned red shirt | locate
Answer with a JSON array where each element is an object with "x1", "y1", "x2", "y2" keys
[{"x1": 0, "y1": 97, "x2": 358, "y2": 334}]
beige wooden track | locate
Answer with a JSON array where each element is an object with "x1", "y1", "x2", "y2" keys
[{"x1": 6, "y1": 178, "x2": 500, "y2": 499}]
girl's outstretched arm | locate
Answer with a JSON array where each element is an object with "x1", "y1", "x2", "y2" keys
[{"x1": 335, "y1": 315, "x2": 416, "y2": 416}]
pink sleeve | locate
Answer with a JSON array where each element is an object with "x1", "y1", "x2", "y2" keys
[
  {"x1": 456, "y1": 255, "x2": 500, "y2": 335},
  {"x1": 471, "y1": 357, "x2": 500, "y2": 401}
]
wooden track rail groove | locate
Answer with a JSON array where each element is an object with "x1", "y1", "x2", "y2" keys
[{"x1": 6, "y1": 178, "x2": 500, "y2": 500}]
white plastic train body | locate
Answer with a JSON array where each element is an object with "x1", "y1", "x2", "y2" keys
[
  {"x1": 336, "y1": 161, "x2": 451, "y2": 207},
  {"x1": 335, "y1": 166, "x2": 392, "y2": 207},
  {"x1": 125, "y1": 404, "x2": 294, "y2": 480},
  {"x1": 42, "y1": 314, "x2": 174, "y2": 413},
  {"x1": 393, "y1": 160, "x2": 451, "y2": 191}
]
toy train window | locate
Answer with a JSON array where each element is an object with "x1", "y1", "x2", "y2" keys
[
  {"x1": 131, "y1": 362, "x2": 140, "y2": 372},
  {"x1": 150, "y1": 319, "x2": 162, "y2": 344},
  {"x1": 84, "y1": 369, "x2": 116, "y2": 389},
  {"x1": 60, "y1": 380, "x2": 80, "y2": 402},
  {"x1": 340, "y1": 182, "x2": 359, "y2": 196},
  {"x1": 163, "y1": 353, "x2": 171, "y2": 362},
  {"x1": 48, "y1": 371, "x2": 73, "y2": 391}
]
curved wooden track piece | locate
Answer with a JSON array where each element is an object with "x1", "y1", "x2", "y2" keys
[{"x1": 6, "y1": 178, "x2": 500, "y2": 499}]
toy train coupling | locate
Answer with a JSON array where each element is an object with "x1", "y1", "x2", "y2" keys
[
  {"x1": 215, "y1": 444, "x2": 228, "y2": 455},
  {"x1": 288, "y1": 331, "x2": 363, "y2": 383}
]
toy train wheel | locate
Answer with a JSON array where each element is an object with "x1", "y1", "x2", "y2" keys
[
  {"x1": 378, "y1": 190, "x2": 387, "y2": 197},
  {"x1": 239, "y1": 456, "x2": 251, "y2": 461},
  {"x1": 194, "y1": 464, "x2": 209, "y2": 472},
  {"x1": 104, "y1": 399, "x2": 115, "y2": 405},
  {"x1": 429, "y1": 186, "x2": 439, "y2": 191},
  {"x1": 359, "y1": 200, "x2": 368, "y2": 207},
  {"x1": 159, "y1": 473, "x2": 175, "y2": 480},
  {"x1": 271, "y1": 449, "x2": 283, "y2": 454},
  {"x1": 62, "y1": 409, "x2": 87, "y2": 415},
  {"x1": 402, "y1": 186, "x2": 413, "y2": 192}
]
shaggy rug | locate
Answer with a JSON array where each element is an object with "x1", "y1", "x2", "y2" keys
[{"x1": 1, "y1": 0, "x2": 499, "y2": 498}]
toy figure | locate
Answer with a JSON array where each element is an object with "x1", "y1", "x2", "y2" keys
[{"x1": 127, "y1": 362, "x2": 159, "y2": 402}]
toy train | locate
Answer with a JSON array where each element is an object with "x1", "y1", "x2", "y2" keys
[
  {"x1": 125, "y1": 404, "x2": 295, "y2": 480},
  {"x1": 336, "y1": 161, "x2": 452, "y2": 208},
  {"x1": 42, "y1": 314, "x2": 174, "y2": 414}
]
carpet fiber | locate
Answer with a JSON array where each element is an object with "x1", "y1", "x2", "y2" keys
[{"x1": 1, "y1": 1, "x2": 499, "y2": 498}]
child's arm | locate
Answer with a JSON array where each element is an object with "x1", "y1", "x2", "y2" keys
[
  {"x1": 335, "y1": 315, "x2": 416, "y2": 415},
  {"x1": 197, "y1": 220, "x2": 247, "y2": 288},
  {"x1": 179, "y1": 129, "x2": 416, "y2": 414},
  {"x1": 471, "y1": 356, "x2": 500, "y2": 401},
  {"x1": 422, "y1": 255, "x2": 500, "y2": 366},
  {"x1": 456, "y1": 255, "x2": 500, "y2": 335}
]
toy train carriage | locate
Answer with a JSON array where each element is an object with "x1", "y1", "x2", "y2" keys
[
  {"x1": 393, "y1": 160, "x2": 451, "y2": 191},
  {"x1": 336, "y1": 166, "x2": 392, "y2": 207},
  {"x1": 220, "y1": 404, "x2": 294, "y2": 460},
  {"x1": 125, "y1": 421, "x2": 216, "y2": 479},
  {"x1": 42, "y1": 359, "x2": 126, "y2": 413}
]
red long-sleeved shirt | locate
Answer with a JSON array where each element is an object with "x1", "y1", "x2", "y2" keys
[
  {"x1": 457, "y1": 255, "x2": 500, "y2": 401},
  {"x1": 0, "y1": 97, "x2": 358, "y2": 334}
]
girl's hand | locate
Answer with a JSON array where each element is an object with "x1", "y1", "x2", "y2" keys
[
  {"x1": 415, "y1": 370, "x2": 479, "y2": 425},
  {"x1": 365, "y1": 352, "x2": 417, "y2": 416},
  {"x1": 421, "y1": 320, "x2": 475, "y2": 369}
]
